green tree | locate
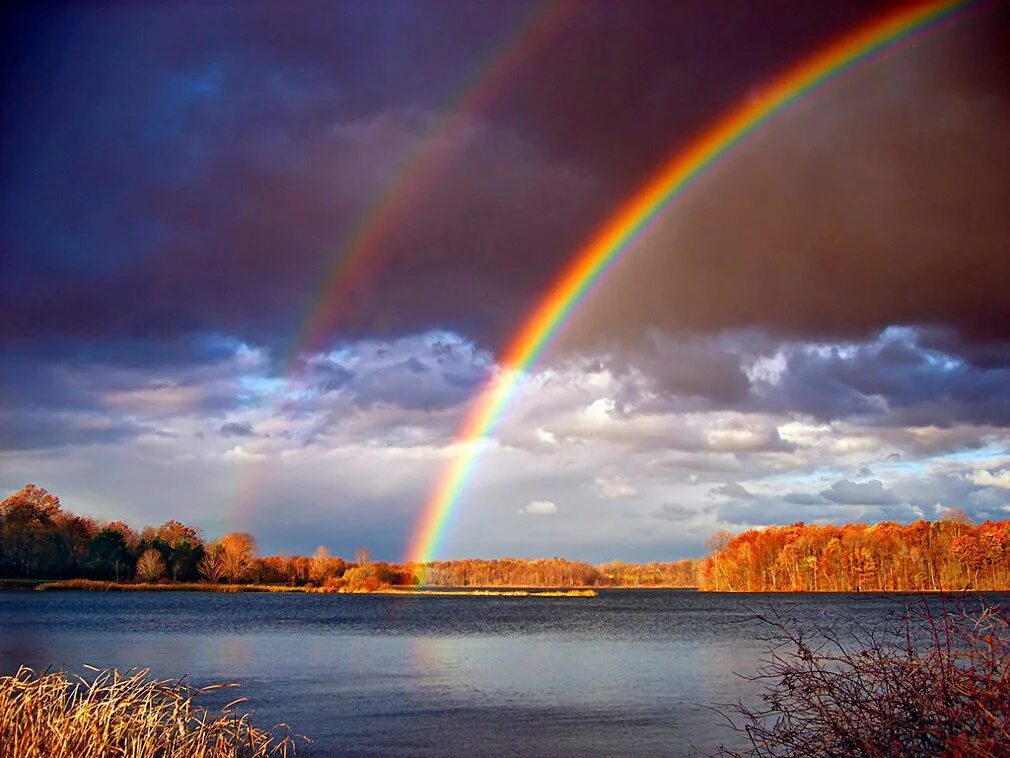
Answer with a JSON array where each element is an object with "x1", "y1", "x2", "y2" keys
[{"x1": 88, "y1": 529, "x2": 133, "y2": 580}]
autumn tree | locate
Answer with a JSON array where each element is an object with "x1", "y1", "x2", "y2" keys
[
  {"x1": 219, "y1": 532, "x2": 257, "y2": 583},
  {"x1": 105, "y1": 521, "x2": 139, "y2": 551},
  {"x1": 144, "y1": 520, "x2": 205, "y2": 581},
  {"x1": 0, "y1": 484, "x2": 63, "y2": 576},
  {"x1": 309, "y1": 546, "x2": 330, "y2": 584},
  {"x1": 308, "y1": 545, "x2": 345, "y2": 585},
  {"x1": 198, "y1": 543, "x2": 225, "y2": 583},
  {"x1": 700, "y1": 517, "x2": 1010, "y2": 592},
  {"x1": 706, "y1": 529, "x2": 735, "y2": 592},
  {"x1": 1, "y1": 484, "x2": 61, "y2": 519},
  {"x1": 951, "y1": 533, "x2": 985, "y2": 588}
]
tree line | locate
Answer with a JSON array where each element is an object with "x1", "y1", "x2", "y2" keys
[
  {"x1": 17, "y1": 482, "x2": 1006, "y2": 593},
  {"x1": 420, "y1": 558, "x2": 697, "y2": 587},
  {"x1": 0, "y1": 484, "x2": 697, "y2": 589},
  {"x1": 700, "y1": 515, "x2": 1010, "y2": 592}
]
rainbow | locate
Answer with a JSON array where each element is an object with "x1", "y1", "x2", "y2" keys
[
  {"x1": 406, "y1": 0, "x2": 976, "y2": 565},
  {"x1": 294, "y1": 0, "x2": 577, "y2": 360},
  {"x1": 228, "y1": 0, "x2": 575, "y2": 529}
]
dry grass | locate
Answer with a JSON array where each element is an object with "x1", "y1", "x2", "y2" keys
[
  {"x1": 373, "y1": 588, "x2": 598, "y2": 597},
  {"x1": 34, "y1": 580, "x2": 309, "y2": 593},
  {"x1": 34, "y1": 580, "x2": 598, "y2": 597},
  {"x1": 0, "y1": 666, "x2": 306, "y2": 757}
]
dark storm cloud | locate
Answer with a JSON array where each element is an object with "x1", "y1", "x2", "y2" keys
[
  {"x1": 585, "y1": 326, "x2": 1010, "y2": 435},
  {"x1": 301, "y1": 332, "x2": 492, "y2": 414},
  {"x1": 606, "y1": 334, "x2": 752, "y2": 406},
  {"x1": 756, "y1": 328, "x2": 1010, "y2": 427},
  {"x1": 0, "y1": 408, "x2": 154, "y2": 451},
  {"x1": 820, "y1": 478, "x2": 898, "y2": 506},
  {"x1": 653, "y1": 503, "x2": 701, "y2": 522},
  {"x1": 893, "y1": 472, "x2": 1010, "y2": 524},
  {"x1": 560, "y1": 3, "x2": 1010, "y2": 352},
  {"x1": 313, "y1": 361, "x2": 354, "y2": 393},
  {"x1": 219, "y1": 421, "x2": 255, "y2": 438},
  {"x1": 710, "y1": 482, "x2": 754, "y2": 499},
  {"x1": 0, "y1": 340, "x2": 261, "y2": 451},
  {"x1": 713, "y1": 498, "x2": 924, "y2": 527},
  {"x1": 710, "y1": 477, "x2": 924, "y2": 527},
  {"x1": 782, "y1": 492, "x2": 827, "y2": 506},
  {"x1": 7, "y1": 0, "x2": 1006, "y2": 364}
]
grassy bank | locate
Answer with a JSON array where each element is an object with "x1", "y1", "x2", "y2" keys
[
  {"x1": 33, "y1": 579, "x2": 597, "y2": 596},
  {"x1": 0, "y1": 666, "x2": 303, "y2": 757},
  {"x1": 374, "y1": 588, "x2": 597, "y2": 597},
  {"x1": 35, "y1": 579, "x2": 308, "y2": 593}
]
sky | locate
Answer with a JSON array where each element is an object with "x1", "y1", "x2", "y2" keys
[{"x1": 2, "y1": 0, "x2": 1009, "y2": 561}]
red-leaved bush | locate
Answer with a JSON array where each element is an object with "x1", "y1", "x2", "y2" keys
[{"x1": 718, "y1": 595, "x2": 1010, "y2": 757}]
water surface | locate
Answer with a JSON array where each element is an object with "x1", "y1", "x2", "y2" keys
[{"x1": 1, "y1": 589, "x2": 993, "y2": 756}]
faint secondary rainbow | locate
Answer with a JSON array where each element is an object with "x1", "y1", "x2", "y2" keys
[
  {"x1": 406, "y1": 0, "x2": 976, "y2": 565},
  {"x1": 228, "y1": 0, "x2": 576, "y2": 529},
  {"x1": 292, "y1": 0, "x2": 577, "y2": 362}
]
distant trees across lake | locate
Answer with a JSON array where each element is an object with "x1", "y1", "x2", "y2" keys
[
  {"x1": 0, "y1": 484, "x2": 696, "y2": 590},
  {"x1": 7, "y1": 483, "x2": 1009, "y2": 593},
  {"x1": 700, "y1": 516, "x2": 1010, "y2": 592}
]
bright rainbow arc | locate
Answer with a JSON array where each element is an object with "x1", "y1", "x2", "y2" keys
[{"x1": 406, "y1": 0, "x2": 976, "y2": 566}]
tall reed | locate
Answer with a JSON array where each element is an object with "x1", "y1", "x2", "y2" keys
[{"x1": 0, "y1": 666, "x2": 305, "y2": 757}]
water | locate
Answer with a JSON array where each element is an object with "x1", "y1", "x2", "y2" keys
[{"x1": 1, "y1": 589, "x2": 999, "y2": 756}]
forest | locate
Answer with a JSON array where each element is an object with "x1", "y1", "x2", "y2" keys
[
  {"x1": 0, "y1": 484, "x2": 696, "y2": 591},
  {"x1": 699, "y1": 517, "x2": 1010, "y2": 592},
  {"x1": 7, "y1": 483, "x2": 1010, "y2": 593}
]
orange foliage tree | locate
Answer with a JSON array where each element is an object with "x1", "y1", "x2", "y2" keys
[{"x1": 699, "y1": 515, "x2": 1010, "y2": 592}]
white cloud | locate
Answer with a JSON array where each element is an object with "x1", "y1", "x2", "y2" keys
[
  {"x1": 970, "y1": 468, "x2": 1010, "y2": 490},
  {"x1": 522, "y1": 500, "x2": 558, "y2": 516},
  {"x1": 594, "y1": 473, "x2": 636, "y2": 500},
  {"x1": 9, "y1": 325, "x2": 1010, "y2": 561},
  {"x1": 745, "y1": 350, "x2": 787, "y2": 385},
  {"x1": 222, "y1": 445, "x2": 266, "y2": 461},
  {"x1": 535, "y1": 428, "x2": 558, "y2": 446}
]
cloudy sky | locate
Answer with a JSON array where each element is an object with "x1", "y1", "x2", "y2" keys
[{"x1": 2, "y1": 1, "x2": 1009, "y2": 561}]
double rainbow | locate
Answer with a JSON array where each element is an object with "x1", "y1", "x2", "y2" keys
[{"x1": 406, "y1": 0, "x2": 976, "y2": 565}]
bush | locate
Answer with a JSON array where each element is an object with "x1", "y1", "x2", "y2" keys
[{"x1": 717, "y1": 595, "x2": 1010, "y2": 756}]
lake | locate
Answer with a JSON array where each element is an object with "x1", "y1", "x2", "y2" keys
[{"x1": 0, "y1": 589, "x2": 996, "y2": 756}]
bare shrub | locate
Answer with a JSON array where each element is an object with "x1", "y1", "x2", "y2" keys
[
  {"x1": 199, "y1": 546, "x2": 225, "y2": 583},
  {"x1": 134, "y1": 548, "x2": 167, "y2": 583},
  {"x1": 717, "y1": 595, "x2": 1010, "y2": 757}
]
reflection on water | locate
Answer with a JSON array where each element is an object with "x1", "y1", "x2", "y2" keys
[{"x1": 2, "y1": 590, "x2": 999, "y2": 756}]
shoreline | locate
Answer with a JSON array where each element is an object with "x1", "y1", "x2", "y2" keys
[
  {"x1": 10, "y1": 580, "x2": 1009, "y2": 596},
  {"x1": 25, "y1": 579, "x2": 602, "y2": 596}
]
